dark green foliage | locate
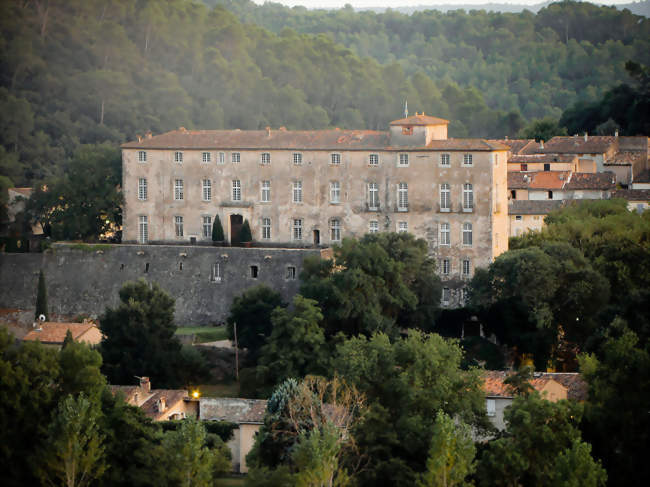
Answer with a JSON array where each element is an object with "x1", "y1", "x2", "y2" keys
[
  {"x1": 334, "y1": 331, "x2": 488, "y2": 485},
  {"x1": 239, "y1": 219, "x2": 252, "y2": 243},
  {"x1": 476, "y1": 392, "x2": 605, "y2": 487},
  {"x1": 100, "y1": 280, "x2": 186, "y2": 388},
  {"x1": 517, "y1": 116, "x2": 568, "y2": 141},
  {"x1": 35, "y1": 269, "x2": 48, "y2": 320},
  {"x1": 211, "y1": 214, "x2": 224, "y2": 242},
  {"x1": 460, "y1": 336, "x2": 505, "y2": 370},
  {"x1": 226, "y1": 284, "x2": 285, "y2": 363},
  {"x1": 300, "y1": 232, "x2": 441, "y2": 338},
  {"x1": 26, "y1": 144, "x2": 122, "y2": 241},
  {"x1": 160, "y1": 420, "x2": 237, "y2": 443}
]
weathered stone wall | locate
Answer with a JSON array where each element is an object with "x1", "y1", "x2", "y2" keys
[{"x1": 0, "y1": 243, "x2": 323, "y2": 326}]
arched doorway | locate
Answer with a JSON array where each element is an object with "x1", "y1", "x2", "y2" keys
[{"x1": 230, "y1": 214, "x2": 243, "y2": 245}]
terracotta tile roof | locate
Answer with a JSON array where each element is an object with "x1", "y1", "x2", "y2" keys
[
  {"x1": 121, "y1": 129, "x2": 505, "y2": 152},
  {"x1": 605, "y1": 151, "x2": 646, "y2": 166},
  {"x1": 9, "y1": 187, "x2": 32, "y2": 196},
  {"x1": 509, "y1": 199, "x2": 566, "y2": 215},
  {"x1": 508, "y1": 171, "x2": 571, "y2": 190},
  {"x1": 539, "y1": 136, "x2": 617, "y2": 154},
  {"x1": 612, "y1": 189, "x2": 650, "y2": 201},
  {"x1": 389, "y1": 114, "x2": 449, "y2": 126},
  {"x1": 23, "y1": 322, "x2": 99, "y2": 344},
  {"x1": 483, "y1": 371, "x2": 587, "y2": 401},
  {"x1": 508, "y1": 154, "x2": 577, "y2": 164},
  {"x1": 199, "y1": 398, "x2": 267, "y2": 424},
  {"x1": 564, "y1": 172, "x2": 615, "y2": 190},
  {"x1": 110, "y1": 384, "x2": 191, "y2": 421},
  {"x1": 488, "y1": 139, "x2": 536, "y2": 154}
]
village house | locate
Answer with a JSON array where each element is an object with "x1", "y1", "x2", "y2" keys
[
  {"x1": 22, "y1": 320, "x2": 102, "y2": 348},
  {"x1": 110, "y1": 376, "x2": 198, "y2": 421},
  {"x1": 120, "y1": 114, "x2": 510, "y2": 307},
  {"x1": 483, "y1": 371, "x2": 587, "y2": 430},
  {"x1": 199, "y1": 397, "x2": 267, "y2": 473}
]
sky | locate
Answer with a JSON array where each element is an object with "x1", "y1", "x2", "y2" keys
[{"x1": 252, "y1": 0, "x2": 633, "y2": 8}]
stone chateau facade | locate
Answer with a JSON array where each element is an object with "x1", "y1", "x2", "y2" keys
[{"x1": 121, "y1": 114, "x2": 509, "y2": 306}]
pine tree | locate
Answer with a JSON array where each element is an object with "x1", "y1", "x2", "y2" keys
[
  {"x1": 35, "y1": 269, "x2": 48, "y2": 321},
  {"x1": 211, "y1": 214, "x2": 224, "y2": 242},
  {"x1": 240, "y1": 219, "x2": 252, "y2": 243}
]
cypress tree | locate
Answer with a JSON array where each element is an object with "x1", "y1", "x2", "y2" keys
[
  {"x1": 240, "y1": 219, "x2": 252, "y2": 243},
  {"x1": 212, "y1": 214, "x2": 224, "y2": 242},
  {"x1": 35, "y1": 269, "x2": 48, "y2": 321}
]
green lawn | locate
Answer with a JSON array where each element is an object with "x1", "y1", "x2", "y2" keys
[
  {"x1": 175, "y1": 326, "x2": 229, "y2": 343},
  {"x1": 216, "y1": 477, "x2": 245, "y2": 486}
]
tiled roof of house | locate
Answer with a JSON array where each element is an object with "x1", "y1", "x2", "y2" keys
[
  {"x1": 389, "y1": 114, "x2": 449, "y2": 126},
  {"x1": 199, "y1": 398, "x2": 267, "y2": 424},
  {"x1": 110, "y1": 384, "x2": 190, "y2": 421},
  {"x1": 508, "y1": 154, "x2": 577, "y2": 164},
  {"x1": 509, "y1": 199, "x2": 566, "y2": 215},
  {"x1": 564, "y1": 172, "x2": 615, "y2": 190},
  {"x1": 121, "y1": 128, "x2": 505, "y2": 152},
  {"x1": 508, "y1": 171, "x2": 571, "y2": 190},
  {"x1": 488, "y1": 138, "x2": 536, "y2": 154},
  {"x1": 605, "y1": 151, "x2": 646, "y2": 166},
  {"x1": 611, "y1": 189, "x2": 650, "y2": 201},
  {"x1": 23, "y1": 322, "x2": 99, "y2": 344},
  {"x1": 483, "y1": 371, "x2": 587, "y2": 401},
  {"x1": 539, "y1": 135, "x2": 617, "y2": 154},
  {"x1": 8, "y1": 187, "x2": 32, "y2": 197}
]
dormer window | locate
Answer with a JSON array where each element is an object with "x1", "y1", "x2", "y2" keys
[{"x1": 402, "y1": 126, "x2": 413, "y2": 135}]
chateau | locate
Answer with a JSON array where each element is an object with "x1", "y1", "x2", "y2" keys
[{"x1": 121, "y1": 114, "x2": 510, "y2": 306}]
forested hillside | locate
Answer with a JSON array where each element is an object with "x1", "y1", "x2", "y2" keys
[{"x1": 1, "y1": 0, "x2": 648, "y2": 188}]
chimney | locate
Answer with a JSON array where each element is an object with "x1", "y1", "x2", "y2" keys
[
  {"x1": 157, "y1": 396, "x2": 166, "y2": 412},
  {"x1": 136, "y1": 135, "x2": 142, "y2": 142},
  {"x1": 266, "y1": 126, "x2": 271, "y2": 137},
  {"x1": 145, "y1": 131, "x2": 152, "y2": 139},
  {"x1": 540, "y1": 140, "x2": 544, "y2": 150},
  {"x1": 179, "y1": 126, "x2": 187, "y2": 133},
  {"x1": 584, "y1": 132, "x2": 588, "y2": 142},
  {"x1": 139, "y1": 376, "x2": 151, "y2": 394},
  {"x1": 615, "y1": 129, "x2": 619, "y2": 137}
]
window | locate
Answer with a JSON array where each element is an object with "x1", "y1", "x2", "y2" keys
[
  {"x1": 440, "y1": 183, "x2": 450, "y2": 211},
  {"x1": 330, "y1": 153, "x2": 341, "y2": 165},
  {"x1": 262, "y1": 217, "x2": 271, "y2": 239},
  {"x1": 511, "y1": 190, "x2": 517, "y2": 200},
  {"x1": 231, "y1": 152, "x2": 240, "y2": 163},
  {"x1": 261, "y1": 181, "x2": 271, "y2": 202},
  {"x1": 368, "y1": 182, "x2": 379, "y2": 210},
  {"x1": 330, "y1": 219, "x2": 341, "y2": 241},
  {"x1": 463, "y1": 183, "x2": 473, "y2": 210},
  {"x1": 293, "y1": 153, "x2": 302, "y2": 165},
  {"x1": 232, "y1": 180, "x2": 241, "y2": 201},
  {"x1": 521, "y1": 163, "x2": 528, "y2": 171},
  {"x1": 463, "y1": 222, "x2": 473, "y2": 246},
  {"x1": 293, "y1": 219, "x2": 303, "y2": 240},
  {"x1": 440, "y1": 153, "x2": 450, "y2": 166},
  {"x1": 462, "y1": 259, "x2": 471, "y2": 277},
  {"x1": 398, "y1": 153, "x2": 409, "y2": 166},
  {"x1": 139, "y1": 215, "x2": 148, "y2": 244},
  {"x1": 440, "y1": 222, "x2": 450, "y2": 246},
  {"x1": 463, "y1": 154, "x2": 473, "y2": 166},
  {"x1": 175, "y1": 216, "x2": 184, "y2": 237},
  {"x1": 138, "y1": 151, "x2": 147, "y2": 162},
  {"x1": 442, "y1": 259, "x2": 450, "y2": 276},
  {"x1": 330, "y1": 181, "x2": 340, "y2": 203},
  {"x1": 548, "y1": 190, "x2": 553, "y2": 199},
  {"x1": 202, "y1": 152, "x2": 211, "y2": 163},
  {"x1": 442, "y1": 287, "x2": 450, "y2": 305},
  {"x1": 286, "y1": 266, "x2": 297, "y2": 280},
  {"x1": 218, "y1": 152, "x2": 225, "y2": 164},
  {"x1": 369, "y1": 220, "x2": 379, "y2": 233},
  {"x1": 398, "y1": 221, "x2": 408, "y2": 233},
  {"x1": 202, "y1": 179, "x2": 212, "y2": 201},
  {"x1": 293, "y1": 181, "x2": 302, "y2": 203},
  {"x1": 544, "y1": 163, "x2": 551, "y2": 171},
  {"x1": 138, "y1": 178, "x2": 147, "y2": 200},
  {"x1": 515, "y1": 215, "x2": 522, "y2": 221},
  {"x1": 202, "y1": 216, "x2": 212, "y2": 238},
  {"x1": 250, "y1": 265, "x2": 258, "y2": 278},
  {"x1": 402, "y1": 126, "x2": 413, "y2": 135},
  {"x1": 398, "y1": 183, "x2": 408, "y2": 211},
  {"x1": 486, "y1": 399, "x2": 496, "y2": 417},
  {"x1": 261, "y1": 152, "x2": 270, "y2": 165},
  {"x1": 174, "y1": 179, "x2": 184, "y2": 200},
  {"x1": 174, "y1": 151, "x2": 183, "y2": 163},
  {"x1": 211, "y1": 262, "x2": 221, "y2": 283},
  {"x1": 369, "y1": 154, "x2": 379, "y2": 166},
  {"x1": 461, "y1": 287, "x2": 469, "y2": 305}
]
